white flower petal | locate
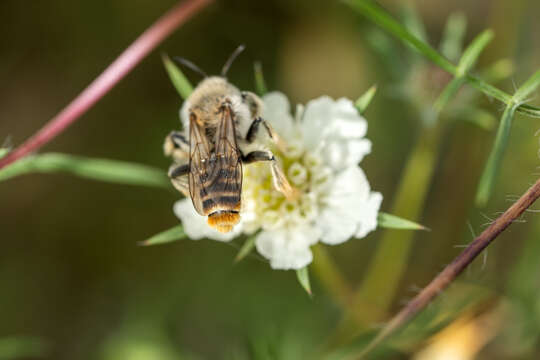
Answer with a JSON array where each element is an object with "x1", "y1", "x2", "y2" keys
[
  {"x1": 355, "y1": 191, "x2": 383, "y2": 238},
  {"x1": 262, "y1": 92, "x2": 296, "y2": 139},
  {"x1": 318, "y1": 166, "x2": 382, "y2": 244},
  {"x1": 255, "y1": 225, "x2": 320, "y2": 270},
  {"x1": 301, "y1": 96, "x2": 368, "y2": 152},
  {"x1": 318, "y1": 137, "x2": 371, "y2": 171},
  {"x1": 173, "y1": 199, "x2": 241, "y2": 242},
  {"x1": 332, "y1": 98, "x2": 368, "y2": 138},
  {"x1": 301, "y1": 96, "x2": 334, "y2": 150}
]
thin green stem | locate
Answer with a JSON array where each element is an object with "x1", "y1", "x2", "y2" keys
[
  {"x1": 311, "y1": 245, "x2": 354, "y2": 308},
  {"x1": 346, "y1": 0, "x2": 540, "y2": 118},
  {"x1": 0, "y1": 153, "x2": 170, "y2": 188},
  {"x1": 354, "y1": 124, "x2": 442, "y2": 307},
  {"x1": 476, "y1": 104, "x2": 518, "y2": 206}
]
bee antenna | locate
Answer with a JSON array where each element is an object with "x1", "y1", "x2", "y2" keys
[
  {"x1": 221, "y1": 45, "x2": 246, "y2": 77},
  {"x1": 173, "y1": 57, "x2": 208, "y2": 78}
]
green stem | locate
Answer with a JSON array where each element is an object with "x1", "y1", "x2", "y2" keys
[
  {"x1": 325, "y1": 124, "x2": 444, "y2": 348},
  {"x1": 346, "y1": 0, "x2": 540, "y2": 118},
  {"x1": 311, "y1": 245, "x2": 354, "y2": 307},
  {"x1": 353, "y1": 123, "x2": 443, "y2": 316}
]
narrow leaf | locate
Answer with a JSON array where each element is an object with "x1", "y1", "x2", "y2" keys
[
  {"x1": 457, "y1": 30, "x2": 493, "y2": 75},
  {"x1": 476, "y1": 103, "x2": 518, "y2": 206},
  {"x1": 345, "y1": 0, "x2": 455, "y2": 74},
  {"x1": 517, "y1": 103, "x2": 540, "y2": 118},
  {"x1": 401, "y1": 4, "x2": 427, "y2": 42},
  {"x1": 514, "y1": 69, "x2": 540, "y2": 103},
  {"x1": 296, "y1": 266, "x2": 312, "y2": 297},
  {"x1": 162, "y1": 53, "x2": 193, "y2": 100},
  {"x1": 439, "y1": 12, "x2": 466, "y2": 62},
  {"x1": 0, "y1": 148, "x2": 8, "y2": 160},
  {"x1": 355, "y1": 85, "x2": 377, "y2": 114},
  {"x1": 434, "y1": 30, "x2": 492, "y2": 114},
  {"x1": 234, "y1": 236, "x2": 256, "y2": 263},
  {"x1": 254, "y1": 61, "x2": 268, "y2": 96},
  {"x1": 346, "y1": 0, "x2": 540, "y2": 119},
  {"x1": 434, "y1": 77, "x2": 464, "y2": 114},
  {"x1": 139, "y1": 225, "x2": 186, "y2": 246},
  {"x1": 480, "y1": 59, "x2": 514, "y2": 83},
  {"x1": 0, "y1": 153, "x2": 170, "y2": 188},
  {"x1": 377, "y1": 212, "x2": 429, "y2": 231},
  {"x1": 456, "y1": 107, "x2": 496, "y2": 130}
]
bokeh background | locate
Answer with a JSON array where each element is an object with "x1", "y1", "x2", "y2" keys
[{"x1": 1, "y1": 0, "x2": 540, "y2": 359}]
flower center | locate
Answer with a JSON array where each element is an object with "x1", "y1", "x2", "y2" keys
[{"x1": 242, "y1": 138, "x2": 328, "y2": 232}]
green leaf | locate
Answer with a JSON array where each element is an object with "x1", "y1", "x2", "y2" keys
[
  {"x1": 0, "y1": 148, "x2": 8, "y2": 160},
  {"x1": 434, "y1": 30, "x2": 493, "y2": 114},
  {"x1": 433, "y1": 77, "x2": 464, "y2": 114},
  {"x1": 345, "y1": 0, "x2": 455, "y2": 73},
  {"x1": 457, "y1": 107, "x2": 496, "y2": 130},
  {"x1": 401, "y1": 4, "x2": 427, "y2": 42},
  {"x1": 253, "y1": 62, "x2": 268, "y2": 96},
  {"x1": 162, "y1": 53, "x2": 193, "y2": 100},
  {"x1": 0, "y1": 337, "x2": 49, "y2": 359},
  {"x1": 475, "y1": 69, "x2": 540, "y2": 207},
  {"x1": 140, "y1": 225, "x2": 186, "y2": 246},
  {"x1": 346, "y1": 0, "x2": 540, "y2": 118},
  {"x1": 234, "y1": 236, "x2": 256, "y2": 263},
  {"x1": 480, "y1": 59, "x2": 514, "y2": 83},
  {"x1": 377, "y1": 212, "x2": 429, "y2": 231},
  {"x1": 439, "y1": 12, "x2": 466, "y2": 62},
  {"x1": 0, "y1": 153, "x2": 170, "y2": 188},
  {"x1": 355, "y1": 85, "x2": 377, "y2": 114},
  {"x1": 513, "y1": 69, "x2": 540, "y2": 103},
  {"x1": 456, "y1": 29, "x2": 493, "y2": 76},
  {"x1": 475, "y1": 103, "x2": 518, "y2": 206},
  {"x1": 296, "y1": 266, "x2": 312, "y2": 297}
]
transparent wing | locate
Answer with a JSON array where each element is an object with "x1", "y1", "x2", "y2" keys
[
  {"x1": 209, "y1": 105, "x2": 242, "y2": 210},
  {"x1": 188, "y1": 117, "x2": 212, "y2": 215},
  {"x1": 188, "y1": 108, "x2": 242, "y2": 216}
]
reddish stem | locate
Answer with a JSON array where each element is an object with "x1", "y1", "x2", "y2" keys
[
  {"x1": 356, "y1": 176, "x2": 540, "y2": 358},
  {"x1": 0, "y1": 0, "x2": 212, "y2": 170}
]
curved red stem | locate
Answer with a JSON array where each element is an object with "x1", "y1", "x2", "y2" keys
[{"x1": 0, "y1": 0, "x2": 212, "y2": 170}]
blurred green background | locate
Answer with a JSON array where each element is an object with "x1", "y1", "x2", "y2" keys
[{"x1": 1, "y1": 0, "x2": 540, "y2": 359}]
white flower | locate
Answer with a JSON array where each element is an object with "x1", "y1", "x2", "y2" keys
[{"x1": 174, "y1": 92, "x2": 382, "y2": 270}]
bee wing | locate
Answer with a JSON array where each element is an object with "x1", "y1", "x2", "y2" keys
[
  {"x1": 188, "y1": 117, "x2": 212, "y2": 215},
  {"x1": 188, "y1": 106, "x2": 243, "y2": 217},
  {"x1": 212, "y1": 105, "x2": 243, "y2": 208}
]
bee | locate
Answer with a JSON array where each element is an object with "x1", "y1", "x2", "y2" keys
[{"x1": 164, "y1": 46, "x2": 294, "y2": 233}]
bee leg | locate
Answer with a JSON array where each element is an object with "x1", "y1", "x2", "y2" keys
[
  {"x1": 245, "y1": 117, "x2": 287, "y2": 152},
  {"x1": 241, "y1": 150, "x2": 274, "y2": 163},
  {"x1": 168, "y1": 162, "x2": 190, "y2": 196},
  {"x1": 242, "y1": 151, "x2": 297, "y2": 200},
  {"x1": 164, "y1": 131, "x2": 189, "y2": 159}
]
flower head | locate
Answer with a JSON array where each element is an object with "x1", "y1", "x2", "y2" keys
[{"x1": 174, "y1": 92, "x2": 382, "y2": 270}]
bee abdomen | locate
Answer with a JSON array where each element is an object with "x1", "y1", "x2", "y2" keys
[
  {"x1": 202, "y1": 195, "x2": 241, "y2": 211},
  {"x1": 207, "y1": 210, "x2": 240, "y2": 233}
]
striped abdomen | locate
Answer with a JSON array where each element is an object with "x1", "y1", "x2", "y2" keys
[{"x1": 200, "y1": 161, "x2": 242, "y2": 233}]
